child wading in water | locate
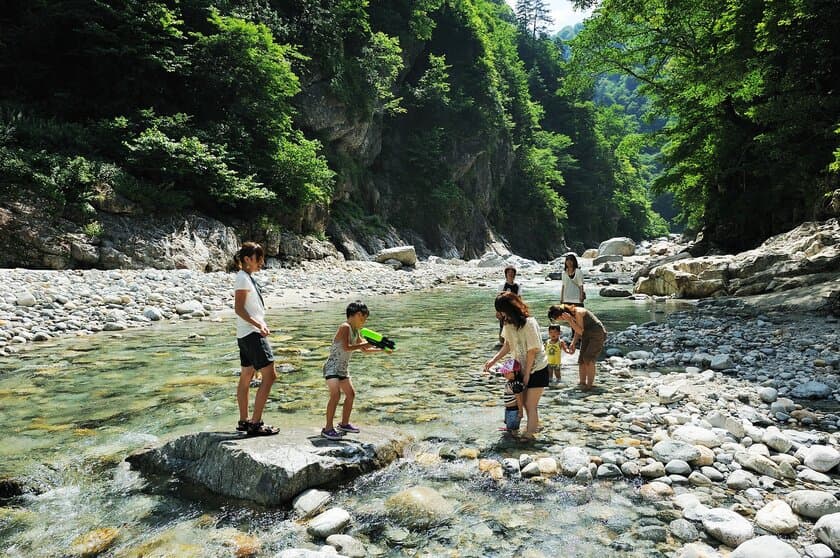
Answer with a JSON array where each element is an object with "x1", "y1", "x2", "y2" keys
[
  {"x1": 496, "y1": 360, "x2": 524, "y2": 433},
  {"x1": 233, "y1": 242, "x2": 279, "y2": 436},
  {"x1": 321, "y1": 301, "x2": 382, "y2": 440},
  {"x1": 497, "y1": 266, "x2": 520, "y2": 345},
  {"x1": 545, "y1": 324, "x2": 568, "y2": 385}
]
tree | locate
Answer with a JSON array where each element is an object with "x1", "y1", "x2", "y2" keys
[
  {"x1": 515, "y1": 0, "x2": 553, "y2": 39},
  {"x1": 565, "y1": 0, "x2": 840, "y2": 251}
]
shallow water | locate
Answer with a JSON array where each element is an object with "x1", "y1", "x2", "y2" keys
[{"x1": 0, "y1": 282, "x2": 683, "y2": 557}]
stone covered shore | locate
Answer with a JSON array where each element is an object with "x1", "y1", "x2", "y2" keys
[{"x1": 0, "y1": 257, "x2": 533, "y2": 357}]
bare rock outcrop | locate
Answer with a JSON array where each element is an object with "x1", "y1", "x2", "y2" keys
[
  {"x1": 635, "y1": 219, "x2": 839, "y2": 309},
  {"x1": 126, "y1": 427, "x2": 410, "y2": 506}
]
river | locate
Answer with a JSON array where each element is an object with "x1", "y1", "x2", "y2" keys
[{"x1": 1, "y1": 281, "x2": 683, "y2": 557}]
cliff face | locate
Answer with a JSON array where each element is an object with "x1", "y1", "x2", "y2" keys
[{"x1": 293, "y1": 49, "x2": 515, "y2": 261}]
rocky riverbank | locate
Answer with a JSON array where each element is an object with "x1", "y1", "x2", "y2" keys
[
  {"x1": 0, "y1": 255, "x2": 543, "y2": 358},
  {"x1": 266, "y1": 311, "x2": 840, "y2": 557}
]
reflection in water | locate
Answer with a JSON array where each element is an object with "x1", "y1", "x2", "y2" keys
[{"x1": 0, "y1": 283, "x2": 678, "y2": 556}]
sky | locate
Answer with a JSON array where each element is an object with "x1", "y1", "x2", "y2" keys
[{"x1": 504, "y1": 0, "x2": 595, "y2": 32}]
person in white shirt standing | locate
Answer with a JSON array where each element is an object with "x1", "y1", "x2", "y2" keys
[
  {"x1": 233, "y1": 242, "x2": 279, "y2": 436},
  {"x1": 560, "y1": 254, "x2": 585, "y2": 306}
]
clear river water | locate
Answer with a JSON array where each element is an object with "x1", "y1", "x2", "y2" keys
[{"x1": 0, "y1": 281, "x2": 688, "y2": 557}]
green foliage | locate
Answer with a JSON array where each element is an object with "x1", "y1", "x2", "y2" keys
[
  {"x1": 566, "y1": 0, "x2": 840, "y2": 250},
  {"x1": 83, "y1": 221, "x2": 104, "y2": 238},
  {"x1": 123, "y1": 126, "x2": 272, "y2": 208},
  {"x1": 0, "y1": 1, "x2": 334, "y2": 229},
  {"x1": 412, "y1": 54, "x2": 452, "y2": 106}
]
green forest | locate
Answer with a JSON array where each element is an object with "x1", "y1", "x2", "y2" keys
[{"x1": 1, "y1": 0, "x2": 837, "y2": 259}]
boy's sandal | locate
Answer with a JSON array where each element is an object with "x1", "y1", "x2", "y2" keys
[
  {"x1": 236, "y1": 420, "x2": 250, "y2": 432},
  {"x1": 246, "y1": 421, "x2": 279, "y2": 436}
]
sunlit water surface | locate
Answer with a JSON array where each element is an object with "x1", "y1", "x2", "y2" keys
[{"x1": 0, "y1": 282, "x2": 686, "y2": 557}]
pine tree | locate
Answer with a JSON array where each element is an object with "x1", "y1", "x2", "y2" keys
[
  {"x1": 515, "y1": 0, "x2": 533, "y2": 31},
  {"x1": 531, "y1": 0, "x2": 554, "y2": 39}
]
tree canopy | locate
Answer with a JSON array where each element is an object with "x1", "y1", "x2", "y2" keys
[{"x1": 566, "y1": 0, "x2": 840, "y2": 251}]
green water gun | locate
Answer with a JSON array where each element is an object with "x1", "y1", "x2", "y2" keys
[{"x1": 360, "y1": 328, "x2": 396, "y2": 351}]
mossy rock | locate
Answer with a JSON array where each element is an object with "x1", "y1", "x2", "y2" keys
[{"x1": 69, "y1": 527, "x2": 120, "y2": 557}]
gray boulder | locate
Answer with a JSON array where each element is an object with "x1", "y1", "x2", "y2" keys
[
  {"x1": 126, "y1": 428, "x2": 409, "y2": 506},
  {"x1": 375, "y1": 246, "x2": 417, "y2": 267},
  {"x1": 307, "y1": 507, "x2": 351, "y2": 538},
  {"x1": 786, "y1": 490, "x2": 840, "y2": 519},
  {"x1": 599, "y1": 286, "x2": 633, "y2": 297},
  {"x1": 791, "y1": 381, "x2": 831, "y2": 399},
  {"x1": 815, "y1": 513, "x2": 840, "y2": 552},
  {"x1": 653, "y1": 440, "x2": 701, "y2": 463},
  {"x1": 805, "y1": 445, "x2": 840, "y2": 473},
  {"x1": 598, "y1": 237, "x2": 636, "y2": 257},
  {"x1": 701, "y1": 507, "x2": 754, "y2": 547},
  {"x1": 384, "y1": 486, "x2": 454, "y2": 528}
]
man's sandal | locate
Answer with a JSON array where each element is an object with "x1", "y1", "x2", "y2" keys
[
  {"x1": 246, "y1": 420, "x2": 279, "y2": 436},
  {"x1": 236, "y1": 420, "x2": 250, "y2": 432}
]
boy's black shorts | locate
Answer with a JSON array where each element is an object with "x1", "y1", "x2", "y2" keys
[{"x1": 237, "y1": 332, "x2": 274, "y2": 370}]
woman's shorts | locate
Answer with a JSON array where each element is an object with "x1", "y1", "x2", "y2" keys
[
  {"x1": 504, "y1": 407, "x2": 521, "y2": 431},
  {"x1": 237, "y1": 332, "x2": 274, "y2": 370},
  {"x1": 324, "y1": 374, "x2": 350, "y2": 381},
  {"x1": 579, "y1": 332, "x2": 607, "y2": 363},
  {"x1": 526, "y1": 366, "x2": 550, "y2": 388}
]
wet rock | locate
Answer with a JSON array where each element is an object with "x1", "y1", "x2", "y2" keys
[
  {"x1": 325, "y1": 534, "x2": 366, "y2": 558},
  {"x1": 307, "y1": 508, "x2": 351, "y2": 538},
  {"x1": 599, "y1": 286, "x2": 632, "y2": 298},
  {"x1": 636, "y1": 525, "x2": 668, "y2": 542},
  {"x1": 730, "y1": 535, "x2": 800, "y2": 558},
  {"x1": 596, "y1": 463, "x2": 622, "y2": 478},
  {"x1": 638, "y1": 481, "x2": 673, "y2": 501},
  {"x1": 710, "y1": 354, "x2": 734, "y2": 370},
  {"x1": 277, "y1": 550, "x2": 348, "y2": 558},
  {"x1": 126, "y1": 428, "x2": 408, "y2": 506},
  {"x1": 701, "y1": 507, "x2": 754, "y2": 547},
  {"x1": 384, "y1": 486, "x2": 454, "y2": 529},
  {"x1": 142, "y1": 307, "x2": 164, "y2": 321},
  {"x1": 665, "y1": 460, "x2": 691, "y2": 475},
  {"x1": 559, "y1": 447, "x2": 589, "y2": 476},
  {"x1": 69, "y1": 527, "x2": 120, "y2": 557},
  {"x1": 670, "y1": 518, "x2": 699, "y2": 542},
  {"x1": 293, "y1": 489, "x2": 332, "y2": 519},
  {"x1": 640, "y1": 462, "x2": 666, "y2": 478}
]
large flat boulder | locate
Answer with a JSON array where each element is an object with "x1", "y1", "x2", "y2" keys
[
  {"x1": 598, "y1": 237, "x2": 636, "y2": 257},
  {"x1": 375, "y1": 246, "x2": 417, "y2": 267},
  {"x1": 126, "y1": 427, "x2": 410, "y2": 506}
]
